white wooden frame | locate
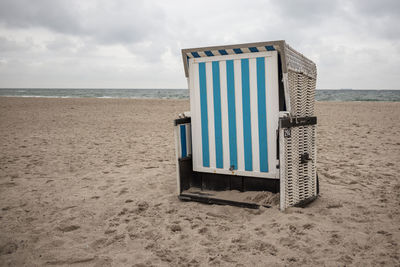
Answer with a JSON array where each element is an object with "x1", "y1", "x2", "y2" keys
[{"x1": 188, "y1": 51, "x2": 280, "y2": 179}]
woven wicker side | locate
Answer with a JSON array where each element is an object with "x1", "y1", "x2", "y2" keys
[
  {"x1": 284, "y1": 44, "x2": 317, "y2": 79},
  {"x1": 284, "y1": 43, "x2": 317, "y2": 117},
  {"x1": 280, "y1": 125, "x2": 317, "y2": 210},
  {"x1": 280, "y1": 43, "x2": 318, "y2": 210},
  {"x1": 287, "y1": 71, "x2": 316, "y2": 117}
]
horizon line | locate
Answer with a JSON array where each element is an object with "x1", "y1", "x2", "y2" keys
[{"x1": 0, "y1": 88, "x2": 399, "y2": 91}]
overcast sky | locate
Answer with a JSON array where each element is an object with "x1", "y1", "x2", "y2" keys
[{"x1": 0, "y1": 0, "x2": 399, "y2": 89}]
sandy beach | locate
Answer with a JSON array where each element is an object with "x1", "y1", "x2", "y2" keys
[{"x1": 0, "y1": 97, "x2": 399, "y2": 266}]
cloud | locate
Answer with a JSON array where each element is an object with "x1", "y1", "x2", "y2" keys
[
  {"x1": 0, "y1": 0, "x2": 166, "y2": 45},
  {"x1": 0, "y1": 0, "x2": 399, "y2": 89},
  {"x1": 0, "y1": 36, "x2": 29, "y2": 52},
  {"x1": 0, "y1": 0, "x2": 80, "y2": 34}
]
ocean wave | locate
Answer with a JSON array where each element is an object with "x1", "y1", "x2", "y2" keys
[{"x1": 0, "y1": 89, "x2": 399, "y2": 101}]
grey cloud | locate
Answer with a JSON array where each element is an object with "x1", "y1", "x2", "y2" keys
[
  {"x1": 0, "y1": 0, "x2": 166, "y2": 45},
  {"x1": 0, "y1": 0, "x2": 399, "y2": 89},
  {"x1": 274, "y1": 0, "x2": 340, "y2": 21},
  {"x1": 347, "y1": 0, "x2": 400, "y2": 40},
  {"x1": 0, "y1": 0, "x2": 81, "y2": 34},
  {"x1": 270, "y1": 0, "x2": 400, "y2": 41},
  {"x1": 351, "y1": 0, "x2": 400, "y2": 17},
  {"x1": 46, "y1": 38, "x2": 75, "y2": 51},
  {"x1": 0, "y1": 36, "x2": 27, "y2": 52}
]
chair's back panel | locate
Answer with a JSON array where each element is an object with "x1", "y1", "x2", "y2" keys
[{"x1": 188, "y1": 51, "x2": 280, "y2": 179}]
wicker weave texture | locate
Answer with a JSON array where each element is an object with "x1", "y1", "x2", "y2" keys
[
  {"x1": 288, "y1": 70, "x2": 316, "y2": 117},
  {"x1": 285, "y1": 44, "x2": 317, "y2": 79},
  {"x1": 281, "y1": 43, "x2": 317, "y2": 210},
  {"x1": 281, "y1": 125, "x2": 317, "y2": 208}
]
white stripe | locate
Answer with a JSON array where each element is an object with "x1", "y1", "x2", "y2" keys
[
  {"x1": 266, "y1": 52, "x2": 279, "y2": 172},
  {"x1": 249, "y1": 58, "x2": 260, "y2": 172},
  {"x1": 177, "y1": 126, "x2": 182, "y2": 158},
  {"x1": 226, "y1": 49, "x2": 235, "y2": 55},
  {"x1": 206, "y1": 62, "x2": 216, "y2": 169},
  {"x1": 219, "y1": 61, "x2": 230, "y2": 170},
  {"x1": 234, "y1": 59, "x2": 244, "y2": 172},
  {"x1": 242, "y1": 47, "x2": 251, "y2": 53},
  {"x1": 187, "y1": 53, "x2": 194, "y2": 58},
  {"x1": 191, "y1": 62, "x2": 202, "y2": 168},
  {"x1": 198, "y1": 51, "x2": 207, "y2": 57},
  {"x1": 174, "y1": 126, "x2": 181, "y2": 194},
  {"x1": 186, "y1": 123, "x2": 192, "y2": 156},
  {"x1": 211, "y1": 50, "x2": 219, "y2": 56},
  {"x1": 257, "y1": 46, "x2": 267, "y2": 52}
]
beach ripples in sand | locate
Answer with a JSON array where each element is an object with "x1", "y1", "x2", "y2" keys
[{"x1": 0, "y1": 98, "x2": 399, "y2": 266}]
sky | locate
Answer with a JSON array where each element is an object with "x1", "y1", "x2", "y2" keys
[{"x1": 0, "y1": 0, "x2": 399, "y2": 89}]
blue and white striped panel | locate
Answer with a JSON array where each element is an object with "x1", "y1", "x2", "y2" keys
[
  {"x1": 178, "y1": 123, "x2": 192, "y2": 159},
  {"x1": 186, "y1": 46, "x2": 276, "y2": 59},
  {"x1": 191, "y1": 52, "x2": 279, "y2": 176}
]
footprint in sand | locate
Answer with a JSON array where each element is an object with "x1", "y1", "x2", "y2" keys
[
  {"x1": 0, "y1": 182, "x2": 17, "y2": 188},
  {"x1": 251, "y1": 240, "x2": 278, "y2": 255},
  {"x1": 118, "y1": 208, "x2": 129, "y2": 216},
  {"x1": 286, "y1": 256, "x2": 298, "y2": 263},
  {"x1": 279, "y1": 237, "x2": 298, "y2": 249},
  {"x1": 104, "y1": 228, "x2": 116, "y2": 235},
  {"x1": 326, "y1": 202, "x2": 343, "y2": 209},
  {"x1": 328, "y1": 233, "x2": 341, "y2": 245},
  {"x1": 302, "y1": 223, "x2": 315, "y2": 230},
  {"x1": 98, "y1": 185, "x2": 108, "y2": 190},
  {"x1": 338, "y1": 254, "x2": 353, "y2": 265},
  {"x1": 198, "y1": 227, "x2": 208, "y2": 234},
  {"x1": 169, "y1": 224, "x2": 182, "y2": 232},
  {"x1": 90, "y1": 238, "x2": 108, "y2": 250},
  {"x1": 105, "y1": 234, "x2": 125, "y2": 246},
  {"x1": 118, "y1": 187, "x2": 128, "y2": 195},
  {"x1": 217, "y1": 225, "x2": 230, "y2": 232},
  {"x1": 130, "y1": 201, "x2": 149, "y2": 214},
  {"x1": 0, "y1": 241, "x2": 18, "y2": 255},
  {"x1": 56, "y1": 224, "x2": 80, "y2": 232}
]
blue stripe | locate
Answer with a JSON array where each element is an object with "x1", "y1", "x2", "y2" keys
[
  {"x1": 180, "y1": 125, "x2": 187, "y2": 158},
  {"x1": 199, "y1": 63, "x2": 210, "y2": 167},
  {"x1": 204, "y1": 50, "x2": 214, "y2": 56},
  {"x1": 226, "y1": 60, "x2": 237, "y2": 170},
  {"x1": 212, "y1": 61, "x2": 223, "y2": 169},
  {"x1": 233, "y1": 48, "x2": 243, "y2": 54},
  {"x1": 265, "y1": 45, "x2": 275, "y2": 51},
  {"x1": 256, "y1": 57, "x2": 269, "y2": 172},
  {"x1": 218, "y1": 49, "x2": 228, "y2": 55},
  {"x1": 191, "y1": 52, "x2": 201, "y2": 58},
  {"x1": 241, "y1": 59, "x2": 252, "y2": 171},
  {"x1": 249, "y1": 47, "x2": 259, "y2": 52}
]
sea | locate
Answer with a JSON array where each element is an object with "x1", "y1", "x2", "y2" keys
[{"x1": 0, "y1": 88, "x2": 399, "y2": 102}]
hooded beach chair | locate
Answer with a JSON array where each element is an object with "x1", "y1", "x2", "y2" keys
[{"x1": 174, "y1": 40, "x2": 318, "y2": 210}]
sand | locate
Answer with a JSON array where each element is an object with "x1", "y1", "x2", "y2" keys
[
  {"x1": 0, "y1": 97, "x2": 399, "y2": 266},
  {"x1": 181, "y1": 188, "x2": 280, "y2": 207}
]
